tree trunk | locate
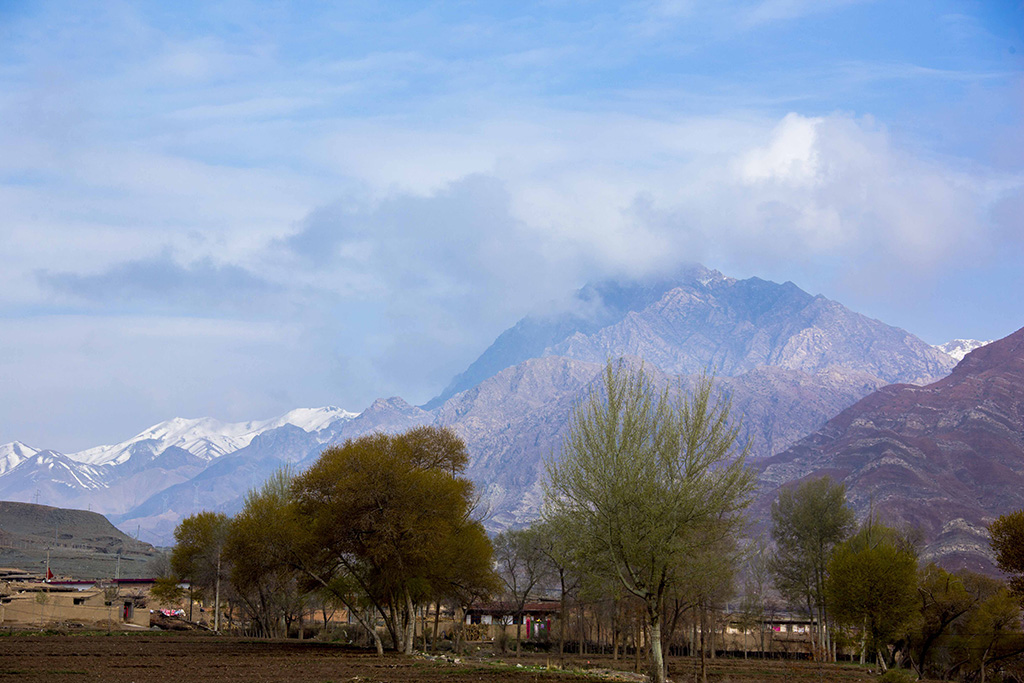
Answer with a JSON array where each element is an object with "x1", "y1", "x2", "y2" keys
[
  {"x1": 363, "y1": 606, "x2": 384, "y2": 656},
  {"x1": 647, "y1": 606, "x2": 666, "y2": 683},
  {"x1": 700, "y1": 608, "x2": 708, "y2": 683},
  {"x1": 559, "y1": 594, "x2": 567, "y2": 666},
  {"x1": 421, "y1": 603, "x2": 427, "y2": 651},
  {"x1": 634, "y1": 614, "x2": 641, "y2": 673},
  {"x1": 612, "y1": 608, "x2": 618, "y2": 661},
  {"x1": 980, "y1": 644, "x2": 992, "y2": 683},
  {"x1": 432, "y1": 602, "x2": 440, "y2": 653},
  {"x1": 710, "y1": 614, "x2": 716, "y2": 660},
  {"x1": 214, "y1": 556, "x2": 221, "y2": 633},
  {"x1": 403, "y1": 588, "x2": 415, "y2": 654},
  {"x1": 454, "y1": 605, "x2": 464, "y2": 654},
  {"x1": 580, "y1": 607, "x2": 587, "y2": 656}
]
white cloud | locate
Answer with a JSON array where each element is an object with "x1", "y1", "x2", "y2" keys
[{"x1": 740, "y1": 113, "x2": 823, "y2": 186}]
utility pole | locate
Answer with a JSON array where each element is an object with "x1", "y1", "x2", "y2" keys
[{"x1": 215, "y1": 555, "x2": 221, "y2": 633}]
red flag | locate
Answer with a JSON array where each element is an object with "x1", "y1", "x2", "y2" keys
[{"x1": 46, "y1": 569, "x2": 53, "y2": 580}]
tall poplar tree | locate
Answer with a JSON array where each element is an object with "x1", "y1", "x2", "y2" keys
[
  {"x1": 769, "y1": 476, "x2": 854, "y2": 660},
  {"x1": 545, "y1": 361, "x2": 753, "y2": 683},
  {"x1": 171, "y1": 510, "x2": 230, "y2": 632}
]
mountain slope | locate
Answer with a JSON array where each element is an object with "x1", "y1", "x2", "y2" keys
[
  {"x1": 759, "y1": 326, "x2": 1024, "y2": 571},
  {"x1": 0, "y1": 500, "x2": 152, "y2": 554}
]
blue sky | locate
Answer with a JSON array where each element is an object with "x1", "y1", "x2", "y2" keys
[{"x1": 1, "y1": 0, "x2": 1022, "y2": 451}]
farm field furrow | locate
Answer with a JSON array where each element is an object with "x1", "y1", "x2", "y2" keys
[{"x1": 0, "y1": 633, "x2": 885, "y2": 683}]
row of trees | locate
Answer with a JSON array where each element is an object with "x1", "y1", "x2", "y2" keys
[
  {"x1": 166, "y1": 360, "x2": 756, "y2": 683},
  {"x1": 164, "y1": 360, "x2": 1024, "y2": 683},
  {"x1": 500, "y1": 362, "x2": 1024, "y2": 683},
  {"x1": 169, "y1": 426, "x2": 499, "y2": 653},
  {"x1": 767, "y1": 475, "x2": 1024, "y2": 681}
]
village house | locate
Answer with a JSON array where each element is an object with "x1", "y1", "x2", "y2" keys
[{"x1": 0, "y1": 571, "x2": 152, "y2": 629}]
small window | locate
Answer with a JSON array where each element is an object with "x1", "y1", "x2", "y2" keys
[
  {"x1": 470, "y1": 614, "x2": 481, "y2": 624},
  {"x1": 73, "y1": 598, "x2": 85, "y2": 605}
]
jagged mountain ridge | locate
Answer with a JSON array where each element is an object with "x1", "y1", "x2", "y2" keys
[
  {"x1": 426, "y1": 266, "x2": 720, "y2": 408},
  {"x1": 432, "y1": 266, "x2": 953, "y2": 410},
  {"x1": 758, "y1": 326, "x2": 1024, "y2": 572},
  {"x1": 547, "y1": 279, "x2": 952, "y2": 383}
]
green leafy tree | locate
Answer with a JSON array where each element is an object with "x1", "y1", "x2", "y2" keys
[
  {"x1": 990, "y1": 510, "x2": 1024, "y2": 599},
  {"x1": 171, "y1": 510, "x2": 230, "y2": 631},
  {"x1": 825, "y1": 520, "x2": 918, "y2": 668},
  {"x1": 226, "y1": 468, "x2": 309, "y2": 637},
  {"x1": 679, "y1": 527, "x2": 739, "y2": 683},
  {"x1": 293, "y1": 425, "x2": 497, "y2": 654},
  {"x1": 150, "y1": 576, "x2": 186, "y2": 607},
  {"x1": 769, "y1": 476, "x2": 854, "y2": 660},
  {"x1": 544, "y1": 361, "x2": 754, "y2": 683},
  {"x1": 906, "y1": 564, "x2": 993, "y2": 677},
  {"x1": 951, "y1": 585, "x2": 1024, "y2": 683}
]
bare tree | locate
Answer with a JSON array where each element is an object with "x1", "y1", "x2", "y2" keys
[{"x1": 494, "y1": 527, "x2": 551, "y2": 656}]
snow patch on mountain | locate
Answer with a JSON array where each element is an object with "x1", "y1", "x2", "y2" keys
[
  {"x1": 0, "y1": 442, "x2": 40, "y2": 476},
  {"x1": 934, "y1": 339, "x2": 992, "y2": 363},
  {"x1": 67, "y1": 406, "x2": 357, "y2": 466}
]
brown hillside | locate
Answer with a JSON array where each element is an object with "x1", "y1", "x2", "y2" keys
[
  {"x1": 0, "y1": 500, "x2": 152, "y2": 555},
  {"x1": 759, "y1": 326, "x2": 1024, "y2": 573}
]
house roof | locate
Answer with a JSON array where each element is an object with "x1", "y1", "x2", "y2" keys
[{"x1": 467, "y1": 601, "x2": 561, "y2": 615}]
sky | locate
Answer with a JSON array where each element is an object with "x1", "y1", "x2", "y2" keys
[{"x1": 1, "y1": 0, "x2": 1022, "y2": 452}]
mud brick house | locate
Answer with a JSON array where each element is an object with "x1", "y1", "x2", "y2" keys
[{"x1": 0, "y1": 580, "x2": 150, "y2": 628}]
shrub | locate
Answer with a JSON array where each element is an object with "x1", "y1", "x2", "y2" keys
[{"x1": 878, "y1": 668, "x2": 916, "y2": 683}]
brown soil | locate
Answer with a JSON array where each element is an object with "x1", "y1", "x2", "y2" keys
[{"x1": 0, "y1": 633, "x2": 880, "y2": 683}]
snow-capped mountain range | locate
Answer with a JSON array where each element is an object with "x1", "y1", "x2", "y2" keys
[
  {"x1": 70, "y1": 407, "x2": 357, "y2": 467},
  {"x1": 0, "y1": 266, "x2": 994, "y2": 547},
  {"x1": 0, "y1": 407, "x2": 356, "y2": 519}
]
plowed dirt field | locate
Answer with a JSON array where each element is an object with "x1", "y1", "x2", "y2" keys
[{"x1": 0, "y1": 633, "x2": 879, "y2": 682}]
